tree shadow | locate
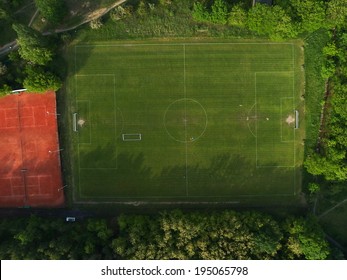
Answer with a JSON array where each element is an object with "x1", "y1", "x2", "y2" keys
[{"x1": 75, "y1": 143, "x2": 301, "y2": 202}]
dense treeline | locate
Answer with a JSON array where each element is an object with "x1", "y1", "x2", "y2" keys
[
  {"x1": 191, "y1": 0, "x2": 332, "y2": 40},
  {"x1": 304, "y1": 29, "x2": 347, "y2": 184},
  {"x1": 301, "y1": 1, "x2": 347, "y2": 199},
  {"x1": 0, "y1": 210, "x2": 331, "y2": 260}
]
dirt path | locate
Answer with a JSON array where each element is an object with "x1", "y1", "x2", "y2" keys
[
  {"x1": 28, "y1": 8, "x2": 39, "y2": 27},
  {"x1": 13, "y1": 1, "x2": 35, "y2": 15},
  {"x1": 318, "y1": 198, "x2": 347, "y2": 219},
  {"x1": 316, "y1": 81, "x2": 330, "y2": 153},
  {"x1": 0, "y1": 0, "x2": 128, "y2": 56}
]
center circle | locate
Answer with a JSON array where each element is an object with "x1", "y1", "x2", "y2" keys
[{"x1": 164, "y1": 98, "x2": 207, "y2": 143}]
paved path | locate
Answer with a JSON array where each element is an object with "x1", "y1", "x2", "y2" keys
[{"x1": 318, "y1": 198, "x2": 347, "y2": 219}]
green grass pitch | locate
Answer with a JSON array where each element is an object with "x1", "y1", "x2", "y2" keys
[{"x1": 68, "y1": 41, "x2": 304, "y2": 203}]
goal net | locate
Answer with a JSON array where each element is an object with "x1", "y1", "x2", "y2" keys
[{"x1": 122, "y1": 133, "x2": 142, "y2": 141}]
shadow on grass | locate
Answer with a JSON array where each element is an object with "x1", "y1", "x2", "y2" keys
[{"x1": 76, "y1": 143, "x2": 300, "y2": 201}]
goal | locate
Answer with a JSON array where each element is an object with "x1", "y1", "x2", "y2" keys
[
  {"x1": 295, "y1": 110, "x2": 299, "y2": 129},
  {"x1": 73, "y1": 113, "x2": 77, "y2": 132},
  {"x1": 122, "y1": 133, "x2": 142, "y2": 141}
]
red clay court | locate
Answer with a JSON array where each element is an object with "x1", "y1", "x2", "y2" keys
[{"x1": 0, "y1": 91, "x2": 64, "y2": 207}]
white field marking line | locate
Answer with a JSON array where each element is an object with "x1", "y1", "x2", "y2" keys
[
  {"x1": 17, "y1": 97, "x2": 26, "y2": 175},
  {"x1": 75, "y1": 74, "x2": 118, "y2": 199},
  {"x1": 113, "y1": 74, "x2": 118, "y2": 169},
  {"x1": 37, "y1": 175, "x2": 53, "y2": 196},
  {"x1": 256, "y1": 165, "x2": 296, "y2": 168},
  {"x1": 74, "y1": 45, "x2": 77, "y2": 203},
  {"x1": 77, "y1": 167, "x2": 81, "y2": 201},
  {"x1": 73, "y1": 198, "x2": 300, "y2": 205},
  {"x1": 79, "y1": 168, "x2": 117, "y2": 170},
  {"x1": 73, "y1": 43, "x2": 297, "y2": 201},
  {"x1": 280, "y1": 97, "x2": 295, "y2": 143},
  {"x1": 32, "y1": 105, "x2": 48, "y2": 127},
  {"x1": 76, "y1": 99, "x2": 92, "y2": 145},
  {"x1": 255, "y1": 73, "x2": 258, "y2": 167},
  {"x1": 280, "y1": 98, "x2": 282, "y2": 142},
  {"x1": 183, "y1": 44, "x2": 189, "y2": 196},
  {"x1": 163, "y1": 98, "x2": 208, "y2": 143},
  {"x1": 246, "y1": 102, "x2": 257, "y2": 137},
  {"x1": 75, "y1": 74, "x2": 115, "y2": 76},
  {"x1": 76, "y1": 192, "x2": 296, "y2": 201},
  {"x1": 4, "y1": 108, "x2": 19, "y2": 118},
  {"x1": 255, "y1": 73, "x2": 295, "y2": 169},
  {"x1": 292, "y1": 45, "x2": 296, "y2": 195},
  {"x1": 9, "y1": 177, "x2": 13, "y2": 196},
  {"x1": 0, "y1": 177, "x2": 26, "y2": 198},
  {"x1": 74, "y1": 45, "x2": 77, "y2": 74},
  {"x1": 75, "y1": 42, "x2": 295, "y2": 48},
  {"x1": 76, "y1": 102, "x2": 91, "y2": 172},
  {"x1": 75, "y1": 201, "x2": 242, "y2": 205}
]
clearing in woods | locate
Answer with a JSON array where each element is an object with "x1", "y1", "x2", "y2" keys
[{"x1": 68, "y1": 41, "x2": 304, "y2": 204}]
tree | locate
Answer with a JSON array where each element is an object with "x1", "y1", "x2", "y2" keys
[
  {"x1": 12, "y1": 23, "x2": 43, "y2": 47},
  {"x1": 0, "y1": 62, "x2": 7, "y2": 76},
  {"x1": 210, "y1": 0, "x2": 228, "y2": 24},
  {"x1": 0, "y1": 216, "x2": 116, "y2": 259},
  {"x1": 192, "y1": 0, "x2": 228, "y2": 25},
  {"x1": 34, "y1": 0, "x2": 67, "y2": 24},
  {"x1": 0, "y1": 84, "x2": 12, "y2": 97},
  {"x1": 12, "y1": 23, "x2": 53, "y2": 65},
  {"x1": 192, "y1": 2, "x2": 210, "y2": 23},
  {"x1": 24, "y1": 66, "x2": 61, "y2": 93},
  {"x1": 247, "y1": 4, "x2": 297, "y2": 40},
  {"x1": 90, "y1": 18, "x2": 103, "y2": 30},
  {"x1": 110, "y1": 6, "x2": 131, "y2": 22},
  {"x1": 20, "y1": 46, "x2": 53, "y2": 66},
  {"x1": 228, "y1": 4, "x2": 247, "y2": 27},
  {"x1": 289, "y1": 0, "x2": 326, "y2": 32},
  {"x1": 304, "y1": 153, "x2": 347, "y2": 181},
  {"x1": 136, "y1": 1, "x2": 148, "y2": 17},
  {"x1": 308, "y1": 183, "x2": 320, "y2": 194},
  {"x1": 0, "y1": 7, "x2": 8, "y2": 19},
  {"x1": 282, "y1": 216, "x2": 330, "y2": 260},
  {"x1": 326, "y1": 0, "x2": 347, "y2": 28},
  {"x1": 111, "y1": 210, "x2": 310, "y2": 260}
]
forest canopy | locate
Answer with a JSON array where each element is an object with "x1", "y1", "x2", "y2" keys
[{"x1": 0, "y1": 211, "x2": 330, "y2": 260}]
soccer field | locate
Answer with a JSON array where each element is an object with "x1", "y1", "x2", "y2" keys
[{"x1": 68, "y1": 41, "x2": 304, "y2": 203}]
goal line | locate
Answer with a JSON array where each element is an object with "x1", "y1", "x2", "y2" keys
[{"x1": 122, "y1": 133, "x2": 142, "y2": 141}]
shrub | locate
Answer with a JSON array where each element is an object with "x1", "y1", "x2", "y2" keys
[{"x1": 90, "y1": 19, "x2": 103, "y2": 30}]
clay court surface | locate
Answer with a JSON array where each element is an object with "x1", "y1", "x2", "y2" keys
[{"x1": 0, "y1": 91, "x2": 64, "y2": 207}]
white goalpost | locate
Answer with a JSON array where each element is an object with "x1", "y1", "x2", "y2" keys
[
  {"x1": 122, "y1": 133, "x2": 142, "y2": 141},
  {"x1": 295, "y1": 110, "x2": 299, "y2": 129},
  {"x1": 73, "y1": 113, "x2": 77, "y2": 132}
]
